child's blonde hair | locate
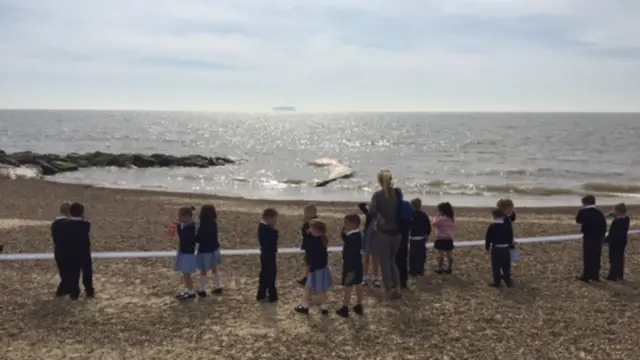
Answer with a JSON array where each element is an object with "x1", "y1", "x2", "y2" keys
[
  {"x1": 303, "y1": 204, "x2": 317, "y2": 220},
  {"x1": 59, "y1": 201, "x2": 71, "y2": 216}
]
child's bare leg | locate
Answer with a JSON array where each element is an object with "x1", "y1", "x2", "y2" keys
[
  {"x1": 183, "y1": 272, "x2": 194, "y2": 291},
  {"x1": 302, "y1": 288, "x2": 312, "y2": 307},
  {"x1": 319, "y1": 291, "x2": 328, "y2": 310},
  {"x1": 355, "y1": 284, "x2": 364, "y2": 305},
  {"x1": 199, "y1": 270, "x2": 208, "y2": 292},
  {"x1": 211, "y1": 266, "x2": 223, "y2": 290},
  {"x1": 342, "y1": 286, "x2": 353, "y2": 306},
  {"x1": 437, "y1": 251, "x2": 445, "y2": 271},
  {"x1": 363, "y1": 254, "x2": 370, "y2": 277},
  {"x1": 446, "y1": 251, "x2": 454, "y2": 272}
]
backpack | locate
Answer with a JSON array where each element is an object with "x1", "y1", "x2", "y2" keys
[{"x1": 394, "y1": 188, "x2": 413, "y2": 230}]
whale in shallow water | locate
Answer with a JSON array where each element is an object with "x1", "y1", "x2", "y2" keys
[{"x1": 310, "y1": 158, "x2": 355, "y2": 187}]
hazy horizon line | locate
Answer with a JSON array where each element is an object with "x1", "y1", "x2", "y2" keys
[{"x1": 1, "y1": 107, "x2": 639, "y2": 115}]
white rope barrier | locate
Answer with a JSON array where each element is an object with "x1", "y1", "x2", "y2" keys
[{"x1": 1, "y1": 230, "x2": 638, "y2": 261}]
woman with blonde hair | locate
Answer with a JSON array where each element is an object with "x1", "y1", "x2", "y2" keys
[{"x1": 367, "y1": 170, "x2": 403, "y2": 300}]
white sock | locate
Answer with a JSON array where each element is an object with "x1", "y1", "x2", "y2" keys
[
  {"x1": 320, "y1": 303, "x2": 328, "y2": 310},
  {"x1": 302, "y1": 303, "x2": 309, "y2": 308},
  {"x1": 199, "y1": 276, "x2": 208, "y2": 291},
  {"x1": 213, "y1": 273, "x2": 222, "y2": 288},
  {"x1": 185, "y1": 288, "x2": 193, "y2": 294}
]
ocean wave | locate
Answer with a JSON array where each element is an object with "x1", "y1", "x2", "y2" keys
[
  {"x1": 0, "y1": 165, "x2": 42, "y2": 180},
  {"x1": 471, "y1": 168, "x2": 626, "y2": 178},
  {"x1": 582, "y1": 183, "x2": 640, "y2": 194}
]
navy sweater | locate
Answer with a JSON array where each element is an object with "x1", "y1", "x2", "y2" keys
[
  {"x1": 607, "y1": 216, "x2": 630, "y2": 247},
  {"x1": 576, "y1": 207, "x2": 607, "y2": 243},
  {"x1": 196, "y1": 221, "x2": 219, "y2": 253},
  {"x1": 410, "y1": 210, "x2": 431, "y2": 238},
  {"x1": 342, "y1": 230, "x2": 363, "y2": 271},
  {"x1": 300, "y1": 217, "x2": 317, "y2": 251},
  {"x1": 57, "y1": 218, "x2": 92, "y2": 260},
  {"x1": 258, "y1": 222, "x2": 279, "y2": 254},
  {"x1": 306, "y1": 235, "x2": 329, "y2": 272},
  {"x1": 485, "y1": 221, "x2": 514, "y2": 251},
  {"x1": 177, "y1": 221, "x2": 197, "y2": 254},
  {"x1": 51, "y1": 217, "x2": 67, "y2": 253}
]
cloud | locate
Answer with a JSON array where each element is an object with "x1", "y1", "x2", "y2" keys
[{"x1": 0, "y1": 0, "x2": 638, "y2": 111}]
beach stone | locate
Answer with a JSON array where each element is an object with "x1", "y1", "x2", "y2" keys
[
  {"x1": 177, "y1": 155, "x2": 209, "y2": 168},
  {"x1": 8, "y1": 151, "x2": 38, "y2": 165},
  {"x1": 131, "y1": 154, "x2": 157, "y2": 168},
  {"x1": 36, "y1": 160, "x2": 59, "y2": 176},
  {"x1": 51, "y1": 161, "x2": 79, "y2": 172},
  {"x1": 0, "y1": 153, "x2": 20, "y2": 167},
  {"x1": 87, "y1": 152, "x2": 118, "y2": 167},
  {"x1": 151, "y1": 153, "x2": 176, "y2": 167}
]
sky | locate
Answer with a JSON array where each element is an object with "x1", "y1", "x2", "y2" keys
[{"x1": 0, "y1": 0, "x2": 639, "y2": 112}]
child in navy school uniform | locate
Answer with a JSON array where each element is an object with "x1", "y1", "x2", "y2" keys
[
  {"x1": 297, "y1": 204, "x2": 318, "y2": 286},
  {"x1": 257, "y1": 208, "x2": 279, "y2": 302},
  {"x1": 195, "y1": 204, "x2": 223, "y2": 297},
  {"x1": 485, "y1": 208, "x2": 514, "y2": 288},
  {"x1": 61, "y1": 202, "x2": 94, "y2": 300},
  {"x1": 336, "y1": 214, "x2": 365, "y2": 318},
  {"x1": 575, "y1": 195, "x2": 607, "y2": 283},
  {"x1": 52, "y1": 201, "x2": 71, "y2": 297},
  {"x1": 606, "y1": 203, "x2": 630, "y2": 281},
  {"x1": 408, "y1": 198, "x2": 431, "y2": 277},
  {"x1": 295, "y1": 219, "x2": 333, "y2": 315},
  {"x1": 173, "y1": 206, "x2": 198, "y2": 300}
]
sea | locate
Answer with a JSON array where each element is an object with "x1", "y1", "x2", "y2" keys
[{"x1": 1, "y1": 110, "x2": 639, "y2": 207}]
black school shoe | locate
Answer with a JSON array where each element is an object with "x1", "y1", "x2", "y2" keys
[
  {"x1": 85, "y1": 289, "x2": 95, "y2": 298},
  {"x1": 353, "y1": 304, "x2": 364, "y2": 315},
  {"x1": 177, "y1": 292, "x2": 196, "y2": 301},
  {"x1": 294, "y1": 306, "x2": 310, "y2": 314},
  {"x1": 197, "y1": 290, "x2": 207, "y2": 298},
  {"x1": 336, "y1": 306, "x2": 349, "y2": 318}
]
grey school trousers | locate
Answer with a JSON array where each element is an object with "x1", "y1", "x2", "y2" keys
[{"x1": 375, "y1": 232, "x2": 402, "y2": 291}]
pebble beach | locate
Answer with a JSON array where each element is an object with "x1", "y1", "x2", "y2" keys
[{"x1": 1, "y1": 178, "x2": 639, "y2": 359}]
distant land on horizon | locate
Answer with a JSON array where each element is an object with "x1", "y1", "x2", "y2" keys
[{"x1": 271, "y1": 106, "x2": 296, "y2": 112}]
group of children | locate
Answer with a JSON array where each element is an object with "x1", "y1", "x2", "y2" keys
[{"x1": 50, "y1": 193, "x2": 631, "y2": 313}]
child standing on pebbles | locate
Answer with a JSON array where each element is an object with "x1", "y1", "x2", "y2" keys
[
  {"x1": 196, "y1": 204, "x2": 223, "y2": 297},
  {"x1": 336, "y1": 214, "x2": 365, "y2": 318},
  {"x1": 297, "y1": 204, "x2": 318, "y2": 286},
  {"x1": 52, "y1": 201, "x2": 71, "y2": 297},
  {"x1": 257, "y1": 208, "x2": 279, "y2": 302},
  {"x1": 433, "y1": 202, "x2": 456, "y2": 274},
  {"x1": 173, "y1": 206, "x2": 198, "y2": 300},
  {"x1": 295, "y1": 219, "x2": 333, "y2": 315},
  {"x1": 606, "y1": 203, "x2": 630, "y2": 281}
]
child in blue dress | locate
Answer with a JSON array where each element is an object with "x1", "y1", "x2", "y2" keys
[
  {"x1": 173, "y1": 206, "x2": 197, "y2": 300},
  {"x1": 295, "y1": 219, "x2": 333, "y2": 315},
  {"x1": 196, "y1": 204, "x2": 223, "y2": 297}
]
